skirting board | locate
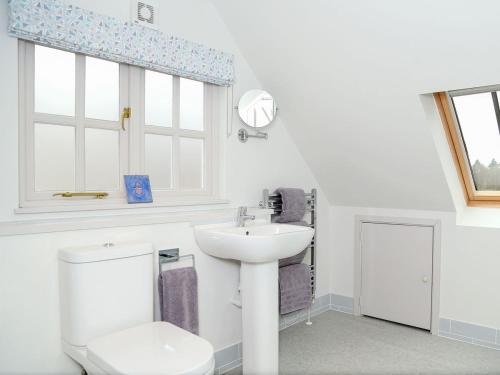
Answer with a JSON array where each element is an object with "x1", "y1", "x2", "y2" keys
[
  {"x1": 214, "y1": 342, "x2": 243, "y2": 375},
  {"x1": 214, "y1": 294, "x2": 500, "y2": 374},
  {"x1": 439, "y1": 318, "x2": 500, "y2": 350}
]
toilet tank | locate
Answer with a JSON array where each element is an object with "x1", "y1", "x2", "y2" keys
[{"x1": 58, "y1": 242, "x2": 154, "y2": 347}]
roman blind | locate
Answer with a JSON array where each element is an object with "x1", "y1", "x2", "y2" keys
[{"x1": 8, "y1": 0, "x2": 234, "y2": 86}]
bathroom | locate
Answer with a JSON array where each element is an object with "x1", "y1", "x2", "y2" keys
[{"x1": 1, "y1": 0, "x2": 500, "y2": 374}]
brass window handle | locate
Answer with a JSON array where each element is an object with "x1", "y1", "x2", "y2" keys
[
  {"x1": 53, "y1": 192, "x2": 109, "y2": 199},
  {"x1": 121, "y1": 107, "x2": 131, "y2": 131}
]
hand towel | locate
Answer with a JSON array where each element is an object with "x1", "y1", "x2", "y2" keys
[
  {"x1": 158, "y1": 267, "x2": 199, "y2": 335},
  {"x1": 273, "y1": 187, "x2": 306, "y2": 223},
  {"x1": 279, "y1": 263, "x2": 312, "y2": 315},
  {"x1": 278, "y1": 220, "x2": 310, "y2": 267}
]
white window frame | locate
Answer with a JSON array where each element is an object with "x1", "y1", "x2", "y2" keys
[{"x1": 18, "y1": 40, "x2": 222, "y2": 211}]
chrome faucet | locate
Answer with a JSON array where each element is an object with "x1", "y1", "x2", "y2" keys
[{"x1": 237, "y1": 206, "x2": 256, "y2": 227}]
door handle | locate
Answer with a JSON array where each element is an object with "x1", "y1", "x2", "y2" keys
[
  {"x1": 121, "y1": 107, "x2": 131, "y2": 131},
  {"x1": 422, "y1": 276, "x2": 429, "y2": 283}
]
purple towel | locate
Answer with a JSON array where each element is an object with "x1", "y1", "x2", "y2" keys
[
  {"x1": 279, "y1": 263, "x2": 312, "y2": 315},
  {"x1": 278, "y1": 221, "x2": 310, "y2": 268},
  {"x1": 273, "y1": 188, "x2": 306, "y2": 223},
  {"x1": 158, "y1": 267, "x2": 199, "y2": 335}
]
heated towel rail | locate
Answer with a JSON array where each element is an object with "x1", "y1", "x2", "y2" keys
[{"x1": 259, "y1": 188, "x2": 317, "y2": 299}]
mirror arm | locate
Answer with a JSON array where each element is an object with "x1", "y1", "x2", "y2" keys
[{"x1": 238, "y1": 128, "x2": 268, "y2": 143}]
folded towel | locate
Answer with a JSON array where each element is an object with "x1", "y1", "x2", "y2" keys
[
  {"x1": 278, "y1": 220, "x2": 310, "y2": 267},
  {"x1": 279, "y1": 263, "x2": 312, "y2": 315},
  {"x1": 158, "y1": 267, "x2": 199, "y2": 335},
  {"x1": 273, "y1": 188, "x2": 306, "y2": 223}
]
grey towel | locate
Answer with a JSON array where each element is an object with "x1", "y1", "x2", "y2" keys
[
  {"x1": 279, "y1": 263, "x2": 312, "y2": 315},
  {"x1": 278, "y1": 220, "x2": 310, "y2": 267},
  {"x1": 273, "y1": 188, "x2": 306, "y2": 223},
  {"x1": 158, "y1": 267, "x2": 199, "y2": 335}
]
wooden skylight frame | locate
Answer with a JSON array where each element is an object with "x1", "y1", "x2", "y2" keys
[{"x1": 434, "y1": 91, "x2": 500, "y2": 207}]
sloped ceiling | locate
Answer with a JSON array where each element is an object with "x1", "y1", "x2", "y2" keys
[{"x1": 211, "y1": 0, "x2": 500, "y2": 211}]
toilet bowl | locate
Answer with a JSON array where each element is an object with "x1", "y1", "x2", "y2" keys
[{"x1": 58, "y1": 242, "x2": 214, "y2": 375}]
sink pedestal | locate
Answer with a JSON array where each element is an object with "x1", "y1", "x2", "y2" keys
[{"x1": 240, "y1": 260, "x2": 279, "y2": 374}]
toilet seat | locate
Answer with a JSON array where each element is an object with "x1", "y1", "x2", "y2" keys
[{"x1": 87, "y1": 321, "x2": 214, "y2": 375}]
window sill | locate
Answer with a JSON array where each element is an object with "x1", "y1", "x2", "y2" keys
[
  {"x1": 1, "y1": 206, "x2": 274, "y2": 236},
  {"x1": 456, "y1": 205, "x2": 500, "y2": 228},
  {"x1": 16, "y1": 197, "x2": 230, "y2": 214}
]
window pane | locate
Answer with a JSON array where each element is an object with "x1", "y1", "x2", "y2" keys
[
  {"x1": 453, "y1": 92, "x2": 500, "y2": 191},
  {"x1": 179, "y1": 138, "x2": 203, "y2": 189},
  {"x1": 145, "y1": 70, "x2": 172, "y2": 127},
  {"x1": 35, "y1": 45, "x2": 75, "y2": 116},
  {"x1": 180, "y1": 78, "x2": 204, "y2": 131},
  {"x1": 85, "y1": 128, "x2": 120, "y2": 191},
  {"x1": 145, "y1": 134, "x2": 172, "y2": 189},
  {"x1": 34, "y1": 123, "x2": 75, "y2": 191},
  {"x1": 85, "y1": 57, "x2": 119, "y2": 121}
]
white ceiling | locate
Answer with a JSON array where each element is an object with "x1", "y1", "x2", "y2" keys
[{"x1": 211, "y1": 0, "x2": 500, "y2": 211}]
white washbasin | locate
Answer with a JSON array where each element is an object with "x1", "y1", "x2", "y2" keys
[
  {"x1": 195, "y1": 218, "x2": 315, "y2": 374},
  {"x1": 194, "y1": 221, "x2": 314, "y2": 263}
]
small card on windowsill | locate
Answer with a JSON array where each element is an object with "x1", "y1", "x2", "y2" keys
[{"x1": 124, "y1": 175, "x2": 153, "y2": 204}]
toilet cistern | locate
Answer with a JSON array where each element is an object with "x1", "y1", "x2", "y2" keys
[{"x1": 236, "y1": 206, "x2": 255, "y2": 227}]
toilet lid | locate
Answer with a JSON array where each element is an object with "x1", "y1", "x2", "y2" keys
[{"x1": 87, "y1": 322, "x2": 214, "y2": 375}]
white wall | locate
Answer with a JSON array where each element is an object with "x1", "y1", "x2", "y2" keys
[
  {"x1": 330, "y1": 205, "x2": 500, "y2": 330},
  {"x1": 211, "y1": 0, "x2": 469, "y2": 211},
  {"x1": 443, "y1": 225, "x2": 500, "y2": 328},
  {"x1": 0, "y1": 1, "x2": 331, "y2": 374}
]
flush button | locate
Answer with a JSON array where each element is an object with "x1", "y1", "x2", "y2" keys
[{"x1": 103, "y1": 242, "x2": 114, "y2": 248}]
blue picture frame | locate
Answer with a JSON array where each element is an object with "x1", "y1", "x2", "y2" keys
[{"x1": 124, "y1": 175, "x2": 153, "y2": 204}]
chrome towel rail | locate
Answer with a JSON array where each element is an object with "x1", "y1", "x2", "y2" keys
[{"x1": 159, "y1": 248, "x2": 195, "y2": 274}]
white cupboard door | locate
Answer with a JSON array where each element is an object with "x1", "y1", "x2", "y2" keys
[{"x1": 361, "y1": 223, "x2": 433, "y2": 330}]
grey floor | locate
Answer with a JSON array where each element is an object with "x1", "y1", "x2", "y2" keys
[{"x1": 227, "y1": 310, "x2": 500, "y2": 375}]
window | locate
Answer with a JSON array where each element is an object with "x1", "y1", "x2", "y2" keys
[
  {"x1": 19, "y1": 41, "x2": 220, "y2": 209},
  {"x1": 435, "y1": 87, "x2": 500, "y2": 206}
]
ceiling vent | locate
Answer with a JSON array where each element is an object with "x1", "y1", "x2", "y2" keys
[{"x1": 131, "y1": 0, "x2": 159, "y2": 30}]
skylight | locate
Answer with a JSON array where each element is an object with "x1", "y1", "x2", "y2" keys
[{"x1": 435, "y1": 87, "x2": 500, "y2": 206}]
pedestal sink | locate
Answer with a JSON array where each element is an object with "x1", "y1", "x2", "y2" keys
[{"x1": 194, "y1": 220, "x2": 315, "y2": 374}]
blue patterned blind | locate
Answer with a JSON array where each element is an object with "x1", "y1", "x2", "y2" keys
[{"x1": 8, "y1": 0, "x2": 234, "y2": 86}]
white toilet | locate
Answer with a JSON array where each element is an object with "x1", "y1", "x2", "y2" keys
[{"x1": 58, "y1": 241, "x2": 215, "y2": 375}]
